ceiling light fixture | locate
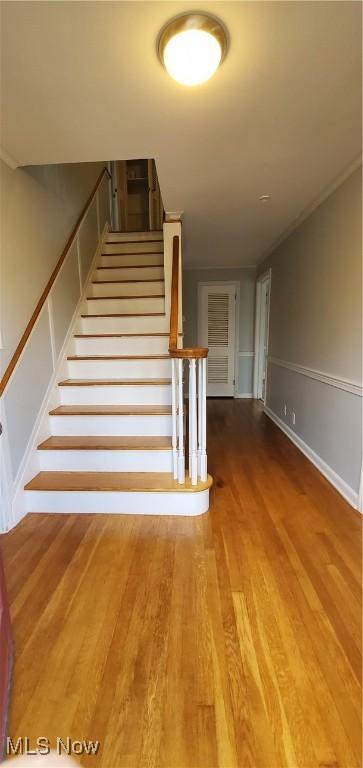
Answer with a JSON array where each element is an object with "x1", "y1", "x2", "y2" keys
[
  {"x1": 259, "y1": 194, "x2": 271, "y2": 203},
  {"x1": 158, "y1": 13, "x2": 228, "y2": 86}
]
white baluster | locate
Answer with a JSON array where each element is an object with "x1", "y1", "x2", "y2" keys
[
  {"x1": 177, "y1": 359, "x2": 185, "y2": 484},
  {"x1": 198, "y1": 358, "x2": 202, "y2": 478},
  {"x1": 189, "y1": 358, "x2": 198, "y2": 486},
  {"x1": 171, "y1": 358, "x2": 178, "y2": 479},
  {"x1": 199, "y1": 357, "x2": 207, "y2": 481}
]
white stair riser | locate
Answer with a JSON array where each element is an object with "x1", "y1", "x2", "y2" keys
[
  {"x1": 90, "y1": 281, "x2": 164, "y2": 298},
  {"x1": 79, "y1": 315, "x2": 169, "y2": 334},
  {"x1": 98, "y1": 254, "x2": 163, "y2": 268},
  {"x1": 103, "y1": 242, "x2": 163, "y2": 254},
  {"x1": 49, "y1": 414, "x2": 172, "y2": 436},
  {"x1": 96, "y1": 266, "x2": 164, "y2": 281},
  {"x1": 73, "y1": 337, "x2": 169, "y2": 356},
  {"x1": 67, "y1": 358, "x2": 171, "y2": 378},
  {"x1": 26, "y1": 489, "x2": 210, "y2": 515},
  {"x1": 86, "y1": 297, "x2": 165, "y2": 314},
  {"x1": 59, "y1": 385, "x2": 172, "y2": 406},
  {"x1": 39, "y1": 449, "x2": 173, "y2": 472},
  {"x1": 106, "y1": 232, "x2": 163, "y2": 243}
]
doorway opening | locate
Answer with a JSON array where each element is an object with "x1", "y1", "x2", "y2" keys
[
  {"x1": 253, "y1": 270, "x2": 271, "y2": 403},
  {"x1": 111, "y1": 159, "x2": 163, "y2": 232}
]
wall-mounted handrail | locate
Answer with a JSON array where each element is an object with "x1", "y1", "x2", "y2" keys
[
  {"x1": 0, "y1": 165, "x2": 111, "y2": 397},
  {"x1": 168, "y1": 233, "x2": 208, "y2": 485}
]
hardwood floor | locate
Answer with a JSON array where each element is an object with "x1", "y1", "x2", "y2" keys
[{"x1": 2, "y1": 400, "x2": 362, "y2": 767}]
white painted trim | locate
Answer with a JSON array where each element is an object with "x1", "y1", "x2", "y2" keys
[
  {"x1": 238, "y1": 351, "x2": 255, "y2": 357},
  {"x1": 9, "y1": 222, "x2": 110, "y2": 530},
  {"x1": 259, "y1": 156, "x2": 362, "y2": 263},
  {"x1": 184, "y1": 264, "x2": 256, "y2": 271},
  {"x1": 358, "y1": 460, "x2": 363, "y2": 514},
  {"x1": 264, "y1": 405, "x2": 360, "y2": 511},
  {"x1": 253, "y1": 269, "x2": 271, "y2": 401},
  {"x1": 268, "y1": 357, "x2": 362, "y2": 397},
  {"x1": 25, "y1": 488, "x2": 210, "y2": 516},
  {"x1": 234, "y1": 393, "x2": 254, "y2": 399},
  {"x1": 197, "y1": 280, "x2": 240, "y2": 396},
  {"x1": 0, "y1": 146, "x2": 19, "y2": 169}
]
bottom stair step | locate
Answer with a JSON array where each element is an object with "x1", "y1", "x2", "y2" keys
[{"x1": 24, "y1": 472, "x2": 213, "y2": 516}]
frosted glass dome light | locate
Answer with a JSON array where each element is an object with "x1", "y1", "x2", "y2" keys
[{"x1": 158, "y1": 14, "x2": 228, "y2": 87}]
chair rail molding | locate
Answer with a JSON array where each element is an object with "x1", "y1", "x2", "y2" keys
[{"x1": 268, "y1": 356, "x2": 362, "y2": 397}]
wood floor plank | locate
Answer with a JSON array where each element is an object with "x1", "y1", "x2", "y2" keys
[{"x1": 2, "y1": 400, "x2": 361, "y2": 767}]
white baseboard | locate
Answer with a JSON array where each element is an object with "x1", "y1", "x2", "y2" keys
[
  {"x1": 8, "y1": 223, "x2": 110, "y2": 530},
  {"x1": 234, "y1": 393, "x2": 254, "y2": 399},
  {"x1": 264, "y1": 405, "x2": 360, "y2": 511}
]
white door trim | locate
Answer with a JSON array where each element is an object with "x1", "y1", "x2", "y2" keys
[
  {"x1": 197, "y1": 281, "x2": 240, "y2": 396},
  {"x1": 253, "y1": 268, "x2": 271, "y2": 402}
]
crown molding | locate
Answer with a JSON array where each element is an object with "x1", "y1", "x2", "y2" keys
[
  {"x1": 0, "y1": 146, "x2": 20, "y2": 170},
  {"x1": 258, "y1": 155, "x2": 362, "y2": 264}
]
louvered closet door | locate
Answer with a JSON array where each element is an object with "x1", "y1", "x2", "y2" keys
[{"x1": 199, "y1": 284, "x2": 236, "y2": 396}]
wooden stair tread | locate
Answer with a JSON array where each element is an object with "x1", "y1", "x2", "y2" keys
[
  {"x1": 67, "y1": 354, "x2": 170, "y2": 360},
  {"x1": 108, "y1": 230, "x2": 163, "y2": 235},
  {"x1": 58, "y1": 378, "x2": 171, "y2": 386},
  {"x1": 49, "y1": 405, "x2": 172, "y2": 415},
  {"x1": 81, "y1": 313, "x2": 166, "y2": 318},
  {"x1": 104, "y1": 239, "x2": 163, "y2": 245},
  {"x1": 92, "y1": 279, "x2": 164, "y2": 284},
  {"x1": 101, "y1": 251, "x2": 163, "y2": 256},
  {"x1": 38, "y1": 436, "x2": 172, "y2": 451},
  {"x1": 25, "y1": 471, "x2": 212, "y2": 493},
  {"x1": 87, "y1": 294, "x2": 165, "y2": 300},
  {"x1": 97, "y1": 264, "x2": 163, "y2": 270},
  {"x1": 73, "y1": 334, "x2": 180, "y2": 338}
]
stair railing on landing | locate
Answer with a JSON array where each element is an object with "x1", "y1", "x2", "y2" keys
[{"x1": 168, "y1": 235, "x2": 208, "y2": 485}]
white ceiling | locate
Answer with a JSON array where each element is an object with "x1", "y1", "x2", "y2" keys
[{"x1": 1, "y1": 1, "x2": 362, "y2": 266}]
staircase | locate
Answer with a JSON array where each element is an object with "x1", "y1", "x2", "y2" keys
[{"x1": 24, "y1": 230, "x2": 212, "y2": 516}]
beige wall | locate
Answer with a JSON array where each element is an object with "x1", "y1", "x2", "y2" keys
[
  {"x1": 259, "y1": 166, "x2": 362, "y2": 497},
  {"x1": 0, "y1": 160, "x2": 105, "y2": 375}
]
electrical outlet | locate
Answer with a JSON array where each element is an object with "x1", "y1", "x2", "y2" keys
[
  {"x1": 292, "y1": 411, "x2": 296, "y2": 425},
  {"x1": 283, "y1": 404, "x2": 287, "y2": 416}
]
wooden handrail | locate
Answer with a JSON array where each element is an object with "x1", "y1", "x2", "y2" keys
[
  {"x1": 169, "y1": 235, "x2": 208, "y2": 360},
  {"x1": 0, "y1": 165, "x2": 111, "y2": 396}
]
